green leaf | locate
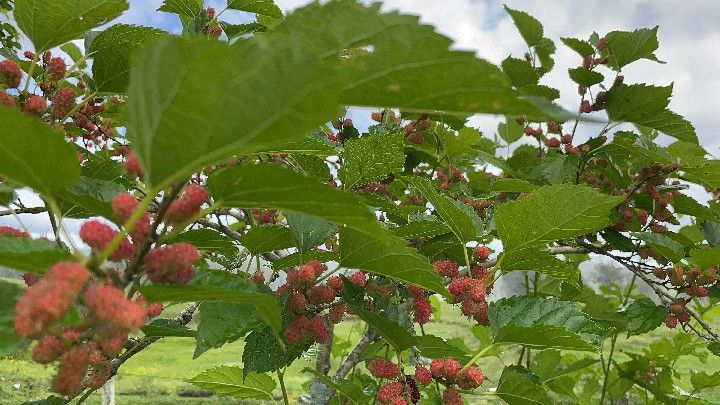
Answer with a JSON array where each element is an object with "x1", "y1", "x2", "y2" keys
[
  {"x1": 188, "y1": 366, "x2": 275, "y2": 400},
  {"x1": 158, "y1": 0, "x2": 204, "y2": 16},
  {"x1": 60, "y1": 42, "x2": 86, "y2": 68},
  {"x1": 632, "y1": 232, "x2": 685, "y2": 262},
  {"x1": 141, "y1": 319, "x2": 196, "y2": 338},
  {"x1": 605, "y1": 26, "x2": 663, "y2": 70},
  {"x1": 14, "y1": 0, "x2": 128, "y2": 52},
  {"x1": 504, "y1": 5, "x2": 544, "y2": 47},
  {"x1": 301, "y1": 368, "x2": 369, "y2": 403},
  {"x1": 56, "y1": 176, "x2": 125, "y2": 219},
  {"x1": 415, "y1": 335, "x2": 470, "y2": 363},
  {"x1": 0, "y1": 280, "x2": 24, "y2": 355},
  {"x1": 489, "y1": 296, "x2": 606, "y2": 352},
  {"x1": 272, "y1": 250, "x2": 338, "y2": 271},
  {"x1": 339, "y1": 132, "x2": 405, "y2": 189},
  {"x1": 502, "y1": 57, "x2": 539, "y2": 88},
  {"x1": 606, "y1": 83, "x2": 697, "y2": 144},
  {"x1": 238, "y1": 225, "x2": 296, "y2": 255},
  {"x1": 194, "y1": 302, "x2": 262, "y2": 358},
  {"x1": 497, "y1": 116, "x2": 524, "y2": 145},
  {"x1": 0, "y1": 184, "x2": 16, "y2": 205},
  {"x1": 339, "y1": 227, "x2": 447, "y2": 296},
  {"x1": 89, "y1": 24, "x2": 166, "y2": 93},
  {"x1": 227, "y1": 0, "x2": 282, "y2": 19},
  {"x1": 560, "y1": 37, "x2": 594, "y2": 57},
  {"x1": 168, "y1": 228, "x2": 238, "y2": 257},
  {"x1": 293, "y1": 154, "x2": 331, "y2": 180},
  {"x1": 0, "y1": 107, "x2": 80, "y2": 197},
  {"x1": 684, "y1": 160, "x2": 720, "y2": 189},
  {"x1": 0, "y1": 236, "x2": 73, "y2": 274},
  {"x1": 623, "y1": 298, "x2": 668, "y2": 336},
  {"x1": 568, "y1": 67, "x2": 604, "y2": 87},
  {"x1": 436, "y1": 126, "x2": 484, "y2": 157},
  {"x1": 285, "y1": 211, "x2": 337, "y2": 252},
  {"x1": 691, "y1": 371, "x2": 720, "y2": 391},
  {"x1": 243, "y1": 325, "x2": 311, "y2": 375},
  {"x1": 540, "y1": 152, "x2": 579, "y2": 185},
  {"x1": 126, "y1": 36, "x2": 339, "y2": 188},
  {"x1": 701, "y1": 221, "x2": 720, "y2": 247},
  {"x1": 392, "y1": 220, "x2": 451, "y2": 240},
  {"x1": 671, "y1": 193, "x2": 718, "y2": 221},
  {"x1": 20, "y1": 396, "x2": 64, "y2": 405},
  {"x1": 221, "y1": 22, "x2": 265, "y2": 38},
  {"x1": 496, "y1": 365, "x2": 553, "y2": 405},
  {"x1": 406, "y1": 177, "x2": 480, "y2": 243},
  {"x1": 689, "y1": 247, "x2": 720, "y2": 269},
  {"x1": 342, "y1": 279, "x2": 417, "y2": 352},
  {"x1": 138, "y1": 269, "x2": 281, "y2": 333},
  {"x1": 210, "y1": 163, "x2": 384, "y2": 239},
  {"x1": 500, "y1": 249, "x2": 581, "y2": 287}
]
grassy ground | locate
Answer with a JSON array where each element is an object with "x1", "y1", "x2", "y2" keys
[{"x1": 2, "y1": 301, "x2": 720, "y2": 404}]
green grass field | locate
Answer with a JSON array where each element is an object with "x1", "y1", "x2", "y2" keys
[{"x1": 3, "y1": 300, "x2": 720, "y2": 404}]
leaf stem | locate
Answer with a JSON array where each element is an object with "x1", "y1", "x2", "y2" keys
[
  {"x1": 462, "y1": 343, "x2": 497, "y2": 371},
  {"x1": 277, "y1": 369, "x2": 289, "y2": 405}
]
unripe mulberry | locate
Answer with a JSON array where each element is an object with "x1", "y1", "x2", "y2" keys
[
  {"x1": 430, "y1": 358, "x2": 445, "y2": 377},
  {"x1": 124, "y1": 151, "x2": 143, "y2": 178},
  {"x1": 433, "y1": 259, "x2": 459, "y2": 277},
  {"x1": 415, "y1": 366, "x2": 432, "y2": 386},
  {"x1": 111, "y1": 193, "x2": 139, "y2": 224},
  {"x1": 287, "y1": 291, "x2": 307, "y2": 311},
  {"x1": 87, "y1": 361, "x2": 111, "y2": 389},
  {"x1": 348, "y1": 271, "x2": 367, "y2": 287},
  {"x1": 165, "y1": 184, "x2": 208, "y2": 225},
  {"x1": 457, "y1": 366, "x2": 484, "y2": 389},
  {"x1": 443, "y1": 358, "x2": 461, "y2": 380},
  {"x1": 327, "y1": 276, "x2": 343, "y2": 292},
  {"x1": 48, "y1": 57, "x2": 67, "y2": 81},
  {"x1": 15, "y1": 262, "x2": 90, "y2": 338},
  {"x1": 310, "y1": 316, "x2": 330, "y2": 343},
  {"x1": 442, "y1": 388, "x2": 462, "y2": 405},
  {"x1": 666, "y1": 314, "x2": 678, "y2": 328},
  {"x1": 79, "y1": 220, "x2": 134, "y2": 261},
  {"x1": 250, "y1": 271, "x2": 265, "y2": 284},
  {"x1": 368, "y1": 358, "x2": 400, "y2": 379},
  {"x1": 32, "y1": 335, "x2": 66, "y2": 364},
  {"x1": 412, "y1": 297, "x2": 432, "y2": 324},
  {"x1": 97, "y1": 328, "x2": 128, "y2": 357},
  {"x1": 0, "y1": 226, "x2": 29, "y2": 237},
  {"x1": 328, "y1": 304, "x2": 346, "y2": 324},
  {"x1": 84, "y1": 285, "x2": 147, "y2": 330},
  {"x1": 474, "y1": 245, "x2": 490, "y2": 262},
  {"x1": 24, "y1": 95, "x2": 47, "y2": 116},
  {"x1": 0, "y1": 90, "x2": 15, "y2": 107},
  {"x1": 0, "y1": 59, "x2": 22, "y2": 88},
  {"x1": 283, "y1": 316, "x2": 309, "y2": 345},
  {"x1": 52, "y1": 345, "x2": 90, "y2": 395},
  {"x1": 307, "y1": 285, "x2": 336, "y2": 305},
  {"x1": 22, "y1": 272, "x2": 39, "y2": 286},
  {"x1": 546, "y1": 137, "x2": 560, "y2": 148},
  {"x1": 51, "y1": 87, "x2": 76, "y2": 118},
  {"x1": 377, "y1": 382, "x2": 404, "y2": 404},
  {"x1": 131, "y1": 212, "x2": 152, "y2": 243},
  {"x1": 143, "y1": 242, "x2": 200, "y2": 284}
]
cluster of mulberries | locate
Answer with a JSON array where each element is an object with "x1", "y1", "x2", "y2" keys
[
  {"x1": 165, "y1": 184, "x2": 208, "y2": 225},
  {"x1": 79, "y1": 220, "x2": 135, "y2": 261},
  {"x1": 368, "y1": 359, "x2": 400, "y2": 379},
  {"x1": 143, "y1": 242, "x2": 200, "y2": 284},
  {"x1": 654, "y1": 266, "x2": 717, "y2": 299},
  {"x1": 282, "y1": 314, "x2": 330, "y2": 345}
]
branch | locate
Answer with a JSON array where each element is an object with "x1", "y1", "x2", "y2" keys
[
  {"x1": 0, "y1": 206, "x2": 47, "y2": 216},
  {"x1": 303, "y1": 318, "x2": 335, "y2": 404}
]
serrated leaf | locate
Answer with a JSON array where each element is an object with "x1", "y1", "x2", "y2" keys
[
  {"x1": 500, "y1": 249, "x2": 581, "y2": 287},
  {"x1": 497, "y1": 116, "x2": 524, "y2": 145},
  {"x1": 238, "y1": 225, "x2": 296, "y2": 255},
  {"x1": 189, "y1": 366, "x2": 275, "y2": 400},
  {"x1": 623, "y1": 298, "x2": 668, "y2": 336},
  {"x1": 89, "y1": 24, "x2": 166, "y2": 93},
  {"x1": 539, "y1": 152, "x2": 579, "y2": 185},
  {"x1": 0, "y1": 107, "x2": 80, "y2": 197},
  {"x1": 606, "y1": 83, "x2": 697, "y2": 144},
  {"x1": 243, "y1": 325, "x2": 311, "y2": 375},
  {"x1": 488, "y1": 296, "x2": 606, "y2": 351},
  {"x1": 285, "y1": 211, "x2": 337, "y2": 252},
  {"x1": 158, "y1": 0, "x2": 204, "y2": 16},
  {"x1": 605, "y1": 26, "x2": 663, "y2": 70},
  {"x1": 502, "y1": 57, "x2": 539, "y2": 88},
  {"x1": 194, "y1": 302, "x2": 261, "y2": 358},
  {"x1": 142, "y1": 319, "x2": 196, "y2": 338},
  {"x1": 0, "y1": 236, "x2": 73, "y2": 274},
  {"x1": 56, "y1": 176, "x2": 125, "y2": 219},
  {"x1": 672, "y1": 193, "x2": 718, "y2": 221},
  {"x1": 168, "y1": 228, "x2": 238, "y2": 257},
  {"x1": 560, "y1": 37, "x2": 594, "y2": 57},
  {"x1": 406, "y1": 177, "x2": 480, "y2": 243},
  {"x1": 632, "y1": 232, "x2": 685, "y2": 262},
  {"x1": 340, "y1": 132, "x2": 405, "y2": 189},
  {"x1": 221, "y1": 22, "x2": 265, "y2": 38},
  {"x1": 227, "y1": 0, "x2": 282, "y2": 19},
  {"x1": 683, "y1": 160, "x2": 720, "y2": 189},
  {"x1": 14, "y1": 0, "x2": 128, "y2": 52},
  {"x1": 1, "y1": 280, "x2": 24, "y2": 355},
  {"x1": 691, "y1": 371, "x2": 720, "y2": 391},
  {"x1": 689, "y1": 247, "x2": 720, "y2": 269},
  {"x1": 210, "y1": 163, "x2": 384, "y2": 239},
  {"x1": 701, "y1": 221, "x2": 720, "y2": 247},
  {"x1": 415, "y1": 335, "x2": 470, "y2": 363},
  {"x1": 293, "y1": 154, "x2": 330, "y2": 180},
  {"x1": 496, "y1": 365, "x2": 553, "y2": 405},
  {"x1": 504, "y1": 6, "x2": 544, "y2": 47},
  {"x1": 568, "y1": 67, "x2": 604, "y2": 87},
  {"x1": 138, "y1": 269, "x2": 281, "y2": 333},
  {"x1": 339, "y1": 227, "x2": 447, "y2": 296}
]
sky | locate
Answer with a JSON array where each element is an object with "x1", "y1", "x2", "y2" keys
[{"x1": 3, "y1": 0, "x2": 719, "y2": 252}]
